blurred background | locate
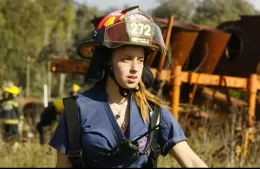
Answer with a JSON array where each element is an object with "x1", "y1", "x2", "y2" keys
[{"x1": 0, "y1": 0, "x2": 260, "y2": 167}]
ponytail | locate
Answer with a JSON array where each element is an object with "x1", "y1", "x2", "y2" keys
[{"x1": 133, "y1": 80, "x2": 169, "y2": 122}]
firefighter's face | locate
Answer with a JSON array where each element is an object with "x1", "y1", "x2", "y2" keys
[{"x1": 111, "y1": 45, "x2": 144, "y2": 89}]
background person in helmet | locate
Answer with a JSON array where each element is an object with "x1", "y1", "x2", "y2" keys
[
  {"x1": 49, "y1": 6, "x2": 208, "y2": 168},
  {"x1": 70, "y1": 84, "x2": 81, "y2": 97},
  {"x1": 0, "y1": 85, "x2": 23, "y2": 147},
  {"x1": 36, "y1": 84, "x2": 81, "y2": 145}
]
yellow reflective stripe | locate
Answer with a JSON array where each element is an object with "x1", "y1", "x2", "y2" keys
[
  {"x1": 104, "y1": 16, "x2": 116, "y2": 27},
  {"x1": 120, "y1": 15, "x2": 125, "y2": 21},
  {"x1": 4, "y1": 119, "x2": 19, "y2": 124},
  {"x1": 3, "y1": 100, "x2": 18, "y2": 107},
  {"x1": 10, "y1": 100, "x2": 18, "y2": 107}
]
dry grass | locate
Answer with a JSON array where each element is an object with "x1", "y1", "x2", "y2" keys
[
  {"x1": 0, "y1": 128, "x2": 260, "y2": 168},
  {"x1": 0, "y1": 141, "x2": 56, "y2": 167},
  {"x1": 1, "y1": 107, "x2": 260, "y2": 168}
]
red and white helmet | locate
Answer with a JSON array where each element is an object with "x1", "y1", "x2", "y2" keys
[{"x1": 77, "y1": 6, "x2": 166, "y2": 59}]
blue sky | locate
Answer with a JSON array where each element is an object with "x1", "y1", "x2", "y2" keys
[{"x1": 75, "y1": 0, "x2": 260, "y2": 11}]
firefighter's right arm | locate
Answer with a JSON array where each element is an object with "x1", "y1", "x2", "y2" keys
[{"x1": 56, "y1": 151, "x2": 72, "y2": 168}]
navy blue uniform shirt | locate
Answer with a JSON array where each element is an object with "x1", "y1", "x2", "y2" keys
[{"x1": 49, "y1": 86, "x2": 187, "y2": 168}]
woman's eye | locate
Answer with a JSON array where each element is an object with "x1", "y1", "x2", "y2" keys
[
  {"x1": 122, "y1": 58, "x2": 131, "y2": 62},
  {"x1": 139, "y1": 59, "x2": 144, "y2": 63},
  {"x1": 122, "y1": 57, "x2": 132, "y2": 62}
]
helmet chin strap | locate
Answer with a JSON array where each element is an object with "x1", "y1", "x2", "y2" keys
[{"x1": 107, "y1": 67, "x2": 139, "y2": 98}]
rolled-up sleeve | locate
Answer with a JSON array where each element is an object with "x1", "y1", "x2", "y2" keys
[
  {"x1": 48, "y1": 111, "x2": 69, "y2": 154},
  {"x1": 158, "y1": 108, "x2": 188, "y2": 156}
]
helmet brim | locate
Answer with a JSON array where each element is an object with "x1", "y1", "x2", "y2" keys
[
  {"x1": 77, "y1": 40, "x2": 99, "y2": 59},
  {"x1": 77, "y1": 20, "x2": 166, "y2": 59}
]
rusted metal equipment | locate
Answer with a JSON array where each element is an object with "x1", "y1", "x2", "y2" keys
[
  {"x1": 215, "y1": 15, "x2": 260, "y2": 77},
  {"x1": 201, "y1": 87, "x2": 247, "y2": 106},
  {"x1": 186, "y1": 26, "x2": 231, "y2": 74},
  {"x1": 181, "y1": 24, "x2": 231, "y2": 108},
  {"x1": 257, "y1": 62, "x2": 260, "y2": 74},
  {"x1": 149, "y1": 66, "x2": 260, "y2": 126},
  {"x1": 148, "y1": 18, "x2": 232, "y2": 111},
  {"x1": 152, "y1": 65, "x2": 260, "y2": 160},
  {"x1": 50, "y1": 55, "x2": 89, "y2": 75},
  {"x1": 150, "y1": 18, "x2": 231, "y2": 75},
  {"x1": 149, "y1": 16, "x2": 175, "y2": 71},
  {"x1": 150, "y1": 18, "x2": 200, "y2": 70}
]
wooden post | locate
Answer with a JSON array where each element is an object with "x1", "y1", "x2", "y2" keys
[
  {"x1": 147, "y1": 16, "x2": 174, "y2": 68},
  {"x1": 172, "y1": 65, "x2": 182, "y2": 120},
  {"x1": 26, "y1": 56, "x2": 31, "y2": 98},
  {"x1": 248, "y1": 74, "x2": 257, "y2": 127},
  {"x1": 243, "y1": 73, "x2": 258, "y2": 160},
  {"x1": 159, "y1": 16, "x2": 174, "y2": 71}
]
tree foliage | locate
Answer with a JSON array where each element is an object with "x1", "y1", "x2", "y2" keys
[
  {"x1": 151, "y1": 0, "x2": 259, "y2": 26},
  {"x1": 192, "y1": 0, "x2": 259, "y2": 26},
  {"x1": 151, "y1": 0, "x2": 195, "y2": 21},
  {"x1": 0, "y1": 0, "x2": 98, "y2": 97}
]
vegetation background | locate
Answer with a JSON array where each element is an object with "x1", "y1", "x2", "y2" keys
[{"x1": 0, "y1": 0, "x2": 260, "y2": 167}]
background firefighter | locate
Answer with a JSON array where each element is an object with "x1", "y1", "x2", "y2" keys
[
  {"x1": 36, "y1": 84, "x2": 81, "y2": 145},
  {"x1": 0, "y1": 85, "x2": 23, "y2": 147}
]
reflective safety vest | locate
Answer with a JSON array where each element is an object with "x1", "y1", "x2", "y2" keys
[
  {"x1": 1, "y1": 100, "x2": 22, "y2": 125},
  {"x1": 52, "y1": 99, "x2": 64, "y2": 113}
]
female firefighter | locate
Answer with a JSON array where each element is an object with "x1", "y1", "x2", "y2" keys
[
  {"x1": 1, "y1": 85, "x2": 23, "y2": 147},
  {"x1": 48, "y1": 6, "x2": 208, "y2": 168}
]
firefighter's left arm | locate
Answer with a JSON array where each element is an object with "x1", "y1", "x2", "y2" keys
[
  {"x1": 169, "y1": 141, "x2": 208, "y2": 168},
  {"x1": 158, "y1": 107, "x2": 208, "y2": 168}
]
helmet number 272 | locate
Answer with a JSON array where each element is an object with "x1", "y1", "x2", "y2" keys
[{"x1": 130, "y1": 23, "x2": 151, "y2": 37}]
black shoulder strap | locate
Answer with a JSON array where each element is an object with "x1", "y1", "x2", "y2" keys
[
  {"x1": 150, "y1": 105, "x2": 161, "y2": 153},
  {"x1": 143, "y1": 105, "x2": 161, "y2": 168},
  {"x1": 63, "y1": 96, "x2": 85, "y2": 168}
]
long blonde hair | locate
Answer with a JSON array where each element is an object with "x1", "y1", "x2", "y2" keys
[{"x1": 133, "y1": 80, "x2": 169, "y2": 122}]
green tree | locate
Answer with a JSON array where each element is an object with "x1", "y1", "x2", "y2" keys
[
  {"x1": 192, "y1": 0, "x2": 259, "y2": 27},
  {"x1": 151, "y1": 0, "x2": 195, "y2": 21},
  {"x1": 0, "y1": 0, "x2": 62, "y2": 97},
  {"x1": 42, "y1": 1, "x2": 99, "y2": 98},
  {"x1": 0, "y1": 0, "x2": 100, "y2": 98}
]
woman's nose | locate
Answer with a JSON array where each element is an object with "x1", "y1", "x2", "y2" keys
[
  {"x1": 131, "y1": 59, "x2": 139, "y2": 69},
  {"x1": 130, "y1": 59, "x2": 139, "y2": 72}
]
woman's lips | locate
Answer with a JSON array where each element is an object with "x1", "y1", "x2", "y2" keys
[
  {"x1": 127, "y1": 75, "x2": 137, "y2": 79},
  {"x1": 127, "y1": 75, "x2": 137, "y2": 83}
]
